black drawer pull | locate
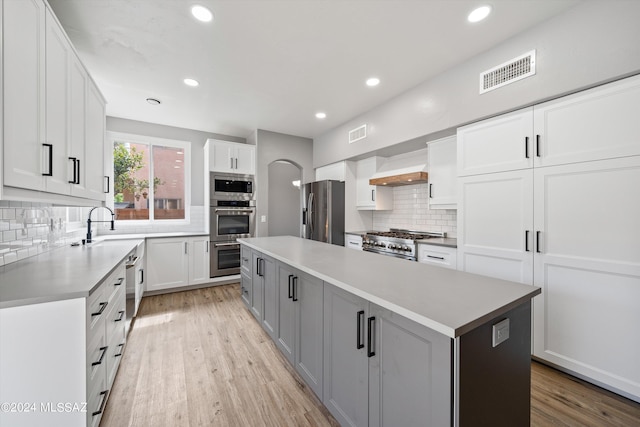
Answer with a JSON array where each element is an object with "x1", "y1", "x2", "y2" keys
[
  {"x1": 92, "y1": 346, "x2": 108, "y2": 366},
  {"x1": 114, "y1": 310, "x2": 125, "y2": 322},
  {"x1": 356, "y1": 310, "x2": 365, "y2": 349},
  {"x1": 426, "y1": 255, "x2": 445, "y2": 260},
  {"x1": 92, "y1": 301, "x2": 108, "y2": 317},
  {"x1": 288, "y1": 275, "x2": 294, "y2": 299},
  {"x1": 114, "y1": 277, "x2": 124, "y2": 286},
  {"x1": 92, "y1": 390, "x2": 108, "y2": 416},
  {"x1": 115, "y1": 343, "x2": 124, "y2": 357},
  {"x1": 367, "y1": 316, "x2": 376, "y2": 357}
]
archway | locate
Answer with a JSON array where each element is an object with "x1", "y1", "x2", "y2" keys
[{"x1": 267, "y1": 160, "x2": 302, "y2": 237}]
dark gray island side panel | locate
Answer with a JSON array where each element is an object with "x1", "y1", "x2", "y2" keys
[{"x1": 458, "y1": 302, "x2": 532, "y2": 427}]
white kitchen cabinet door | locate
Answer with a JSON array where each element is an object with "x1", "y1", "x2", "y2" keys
[
  {"x1": 44, "y1": 7, "x2": 73, "y2": 195},
  {"x1": 457, "y1": 169, "x2": 534, "y2": 284},
  {"x1": 356, "y1": 157, "x2": 392, "y2": 210},
  {"x1": 533, "y1": 74, "x2": 640, "y2": 168},
  {"x1": 3, "y1": 0, "x2": 47, "y2": 192},
  {"x1": 295, "y1": 271, "x2": 324, "y2": 399},
  {"x1": 417, "y1": 244, "x2": 457, "y2": 270},
  {"x1": 188, "y1": 237, "x2": 210, "y2": 286},
  {"x1": 209, "y1": 139, "x2": 256, "y2": 175},
  {"x1": 532, "y1": 156, "x2": 640, "y2": 401},
  {"x1": 69, "y1": 57, "x2": 88, "y2": 197},
  {"x1": 345, "y1": 233, "x2": 363, "y2": 251},
  {"x1": 427, "y1": 136, "x2": 457, "y2": 209},
  {"x1": 234, "y1": 143, "x2": 256, "y2": 175},
  {"x1": 146, "y1": 238, "x2": 190, "y2": 291},
  {"x1": 457, "y1": 108, "x2": 533, "y2": 176},
  {"x1": 80, "y1": 82, "x2": 107, "y2": 201}
]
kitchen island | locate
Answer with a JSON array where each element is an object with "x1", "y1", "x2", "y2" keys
[{"x1": 239, "y1": 236, "x2": 541, "y2": 427}]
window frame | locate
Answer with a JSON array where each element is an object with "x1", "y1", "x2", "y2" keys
[{"x1": 107, "y1": 131, "x2": 191, "y2": 225}]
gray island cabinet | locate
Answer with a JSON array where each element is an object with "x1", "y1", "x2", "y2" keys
[{"x1": 239, "y1": 236, "x2": 540, "y2": 427}]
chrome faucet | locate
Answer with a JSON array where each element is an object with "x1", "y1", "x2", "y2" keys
[{"x1": 87, "y1": 206, "x2": 115, "y2": 243}]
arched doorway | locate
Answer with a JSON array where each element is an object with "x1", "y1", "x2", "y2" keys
[{"x1": 267, "y1": 160, "x2": 302, "y2": 237}]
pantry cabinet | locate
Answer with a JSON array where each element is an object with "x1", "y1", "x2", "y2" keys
[
  {"x1": 427, "y1": 136, "x2": 457, "y2": 209},
  {"x1": 208, "y1": 139, "x2": 256, "y2": 175},
  {"x1": 146, "y1": 236, "x2": 210, "y2": 292},
  {"x1": 2, "y1": 0, "x2": 107, "y2": 202},
  {"x1": 355, "y1": 157, "x2": 392, "y2": 210},
  {"x1": 457, "y1": 74, "x2": 640, "y2": 401}
]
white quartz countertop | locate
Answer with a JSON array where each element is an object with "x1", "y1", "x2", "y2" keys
[
  {"x1": 0, "y1": 240, "x2": 142, "y2": 309},
  {"x1": 239, "y1": 236, "x2": 540, "y2": 338},
  {"x1": 97, "y1": 231, "x2": 208, "y2": 240}
]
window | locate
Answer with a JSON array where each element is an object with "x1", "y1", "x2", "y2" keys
[{"x1": 109, "y1": 132, "x2": 190, "y2": 222}]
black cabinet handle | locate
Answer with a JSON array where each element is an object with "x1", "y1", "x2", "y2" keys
[
  {"x1": 536, "y1": 231, "x2": 542, "y2": 253},
  {"x1": 357, "y1": 310, "x2": 365, "y2": 349},
  {"x1": 140, "y1": 269, "x2": 144, "y2": 285},
  {"x1": 371, "y1": 189, "x2": 375, "y2": 202},
  {"x1": 114, "y1": 277, "x2": 124, "y2": 286},
  {"x1": 292, "y1": 276, "x2": 298, "y2": 302},
  {"x1": 75, "y1": 159, "x2": 81, "y2": 184},
  {"x1": 426, "y1": 255, "x2": 445, "y2": 260},
  {"x1": 42, "y1": 143, "x2": 53, "y2": 176},
  {"x1": 536, "y1": 135, "x2": 541, "y2": 157},
  {"x1": 114, "y1": 310, "x2": 125, "y2": 322},
  {"x1": 288, "y1": 274, "x2": 294, "y2": 299},
  {"x1": 68, "y1": 157, "x2": 77, "y2": 183},
  {"x1": 525, "y1": 230, "x2": 530, "y2": 252},
  {"x1": 367, "y1": 316, "x2": 376, "y2": 357},
  {"x1": 256, "y1": 258, "x2": 261, "y2": 276},
  {"x1": 114, "y1": 343, "x2": 124, "y2": 357},
  {"x1": 429, "y1": 183, "x2": 433, "y2": 198},
  {"x1": 92, "y1": 346, "x2": 108, "y2": 366},
  {"x1": 261, "y1": 258, "x2": 265, "y2": 277},
  {"x1": 525, "y1": 137, "x2": 530, "y2": 159},
  {"x1": 92, "y1": 390, "x2": 108, "y2": 416},
  {"x1": 104, "y1": 176, "x2": 110, "y2": 193},
  {"x1": 91, "y1": 301, "x2": 108, "y2": 317}
]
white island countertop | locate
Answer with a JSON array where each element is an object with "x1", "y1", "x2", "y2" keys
[
  {"x1": 0, "y1": 240, "x2": 141, "y2": 309},
  {"x1": 239, "y1": 236, "x2": 540, "y2": 338}
]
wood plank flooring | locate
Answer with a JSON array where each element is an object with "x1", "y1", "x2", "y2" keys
[{"x1": 101, "y1": 284, "x2": 640, "y2": 427}]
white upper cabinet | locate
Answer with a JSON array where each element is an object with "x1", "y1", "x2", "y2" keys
[
  {"x1": 427, "y1": 136, "x2": 457, "y2": 209},
  {"x1": 458, "y1": 74, "x2": 640, "y2": 177},
  {"x1": 2, "y1": 0, "x2": 106, "y2": 202},
  {"x1": 457, "y1": 108, "x2": 533, "y2": 176},
  {"x1": 3, "y1": 0, "x2": 47, "y2": 192},
  {"x1": 82, "y1": 82, "x2": 107, "y2": 200},
  {"x1": 355, "y1": 157, "x2": 392, "y2": 210},
  {"x1": 315, "y1": 161, "x2": 346, "y2": 182},
  {"x1": 533, "y1": 74, "x2": 640, "y2": 167},
  {"x1": 209, "y1": 139, "x2": 256, "y2": 175}
]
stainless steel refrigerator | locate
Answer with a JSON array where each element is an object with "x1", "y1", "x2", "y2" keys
[{"x1": 301, "y1": 180, "x2": 345, "y2": 246}]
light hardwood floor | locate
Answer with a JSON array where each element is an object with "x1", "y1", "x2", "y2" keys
[{"x1": 101, "y1": 284, "x2": 640, "y2": 427}]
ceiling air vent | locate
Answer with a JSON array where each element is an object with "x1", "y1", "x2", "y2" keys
[
  {"x1": 349, "y1": 124, "x2": 367, "y2": 144},
  {"x1": 480, "y1": 50, "x2": 536, "y2": 94}
]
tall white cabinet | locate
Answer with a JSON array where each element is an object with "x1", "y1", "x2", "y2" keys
[{"x1": 457, "y1": 74, "x2": 640, "y2": 401}]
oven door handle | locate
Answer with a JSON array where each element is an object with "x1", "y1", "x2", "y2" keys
[
  {"x1": 214, "y1": 208, "x2": 254, "y2": 213},
  {"x1": 213, "y1": 242, "x2": 241, "y2": 248}
]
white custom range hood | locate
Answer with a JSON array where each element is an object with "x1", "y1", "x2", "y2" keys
[{"x1": 368, "y1": 148, "x2": 428, "y2": 186}]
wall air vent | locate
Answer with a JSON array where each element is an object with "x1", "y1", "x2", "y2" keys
[
  {"x1": 349, "y1": 124, "x2": 367, "y2": 144},
  {"x1": 480, "y1": 50, "x2": 536, "y2": 94}
]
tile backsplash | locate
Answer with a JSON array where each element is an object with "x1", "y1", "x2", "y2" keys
[
  {"x1": 0, "y1": 202, "x2": 206, "y2": 267},
  {"x1": 372, "y1": 184, "x2": 457, "y2": 237}
]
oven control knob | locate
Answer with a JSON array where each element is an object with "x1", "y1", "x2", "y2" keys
[
  {"x1": 379, "y1": 243, "x2": 386, "y2": 248},
  {"x1": 402, "y1": 246, "x2": 410, "y2": 251},
  {"x1": 388, "y1": 244, "x2": 395, "y2": 249}
]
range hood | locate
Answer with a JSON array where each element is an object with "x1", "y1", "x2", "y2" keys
[{"x1": 369, "y1": 167, "x2": 428, "y2": 186}]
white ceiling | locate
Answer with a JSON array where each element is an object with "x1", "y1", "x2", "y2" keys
[{"x1": 48, "y1": 0, "x2": 580, "y2": 140}]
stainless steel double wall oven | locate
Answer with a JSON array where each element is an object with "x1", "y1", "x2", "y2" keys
[{"x1": 209, "y1": 173, "x2": 255, "y2": 277}]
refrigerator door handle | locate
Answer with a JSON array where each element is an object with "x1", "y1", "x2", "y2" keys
[{"x1": 307, "y1": 192, "x2": 314, "y2": 237}]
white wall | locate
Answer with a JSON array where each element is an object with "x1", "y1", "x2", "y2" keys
[
  {"x1": 254, "y1": 130, "x2": 314, "y2": 237},
  {"x1": 313, "y1": 1, "x2": 640, "y2": 167}
]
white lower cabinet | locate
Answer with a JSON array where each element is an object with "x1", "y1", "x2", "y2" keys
[
  {"x1": 0, "y1": 259, "x2": 128, "y2": 427},
  {"x1": 146, "y1": 236, "x2": 211, "y2": 292},
  {"x1": 345, "y1": 233, "x2": 363, "y2": 250},
  {"x1": 322, "y1": 284, "x2": 451, "y2": 427},
  {"x1": 417, "y1": 243, "x2": 457, "y2": 270}
]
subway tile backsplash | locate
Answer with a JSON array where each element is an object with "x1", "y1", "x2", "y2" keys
[
  {"x1": 0, "y1": 203, "x2": 207, "y2": 267},
  {"x1": 372, "y1": 183, "x2": 457, "y2": 237}
]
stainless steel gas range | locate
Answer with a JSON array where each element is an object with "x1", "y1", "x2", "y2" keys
[{"x1": 362, "y1": 229, "x2": 446, "y2": 261}]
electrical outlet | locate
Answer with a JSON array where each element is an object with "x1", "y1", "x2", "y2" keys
[
  {"x1": 492, "y1": 318, "x2": 510, "y2": 347},
  {"x1": 261, "y1": 215, "x2": 267, "y2": 223}
]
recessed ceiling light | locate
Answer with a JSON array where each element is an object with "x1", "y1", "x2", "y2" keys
[
  {"x1": 315, "y1": 112, "x2": 327, "y2": 119},
  {"x1": 468, "y1": 5, "x2": 492, "y2": 23},
  {"x1": 191, "y1": 5, "x2": 213, "y2": 22},
  {"x1": 183, "y1": 78, "x2": 199, "y2": 87},
  {"x1": 146, "y1": 98, "x2": 161, "y2": 105},
  {"x1": 366, "y1": 77, "x2": 380, "y2": 87}
]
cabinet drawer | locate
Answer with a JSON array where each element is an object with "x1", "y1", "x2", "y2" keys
[
  {"x1": 241, "y1": 245, "x2": 252, "y2": 274},
  {"x1": 87, "y1": 286, "x2": 107, "y2": 338},
  {"x1": 87, "y1": 330, "x2": 107, "y2": 387},
  {"x1": 417, "y1": 245, "x2": 457, "y2": 270},
  {"x1": 105, "y1": 295, "x2": 126, "y2": 347},
  {"x1": 106, "y1": 330, "x2": 125, "y2": 387},
  {"x1": 105, "y1": 264, "x2": 126, "y2": 304},
  {"x1": 87, "y1": 376, "x2": 108, "y2": 427}
]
